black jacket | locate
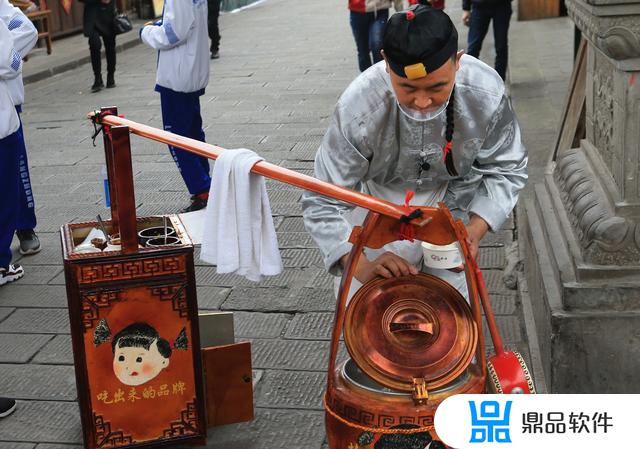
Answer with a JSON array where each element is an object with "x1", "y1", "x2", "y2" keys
[
  {"x1": 462, "y1": 0, "x2": 511, "y2": 10},
  {"x1": 79, "y1": 0, "x2": 115, "y2": 37}
]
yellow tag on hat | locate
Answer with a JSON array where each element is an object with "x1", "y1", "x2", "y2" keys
[{"x1": 404, "y1": 63, "x2": 428, "y2": 80}]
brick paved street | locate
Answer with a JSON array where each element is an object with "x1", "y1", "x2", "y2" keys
[{"x1": 0, "y1": 0, "x2": 572, "y2": 447}]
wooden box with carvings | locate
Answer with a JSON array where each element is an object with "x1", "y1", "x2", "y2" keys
[{"x1": 60, "y1": 215, "x2": 206, "y2": 449}]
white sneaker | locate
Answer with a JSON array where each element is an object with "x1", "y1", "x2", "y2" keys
[{"x1": 0, "y1": 264, "x2": 24, "y2": 286}]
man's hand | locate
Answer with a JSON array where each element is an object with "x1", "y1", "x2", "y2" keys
[
  {"x1": 143, "y1": 21, "x2": 155, "y2": 27},
  {"x1": 462, "y1": 10, "x2": 471, "y2": 27},
  {"x1": 465, "y1": 214, "x2": 490, "y2": 262},
  {"x1": 341, "y1": 251, "x2": 419, "y2": 285}
]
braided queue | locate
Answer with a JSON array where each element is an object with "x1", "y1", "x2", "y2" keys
[{"x1": 444, "y1": 86, "x2": 457, "y2": 177}]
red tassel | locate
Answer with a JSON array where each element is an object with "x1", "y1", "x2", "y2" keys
[
  {"x1": 404, "y1": 190, "x2": 414, "y2": 210},
  {"x1": 406, "y1": 10, "x2": 416, "y2": 20},
  {"x1": 399, "y1": 223, "x2": 414, "y2": 241},
  {"x1": 443, "y1": 141, "x2": 453, "y2": 158}
]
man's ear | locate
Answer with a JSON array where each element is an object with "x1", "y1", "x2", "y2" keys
[
  {"x1": 381, "y1": 50, "x2": 390, "y2": 73},
  {"x1": 455, "y1": 50, "x2": 465, "y2": 70}
]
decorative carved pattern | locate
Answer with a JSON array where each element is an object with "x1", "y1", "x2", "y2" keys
[
  {"x1": 360, "y1": 411, "x2": 375, "y2": 426},
  {"x1": 77, "y1": 256, "x2": 185, "y2": 285},
  {"x1": 634, "y1": 97, "x2": 640, "y2": 201},
  {"x1": 598, "y1": 26, "x2": 640, "y2": 60},
  {"x1": 555, "y1": 149, "x2": 640, "y2": 264},
  {"x1": 82, "y1": 290, "x2": 121, "y2": 331},
  {"x1": 515, "y1": 351, "x2": 537, "y2": 394},
  {"x1": 163, "y1": 400, "x2": 199, "y2": 438},
  {"x1": 94, "y1": 413, "x2": 134, "y2": 449},
  {"x1": 566, "y1": 0, "x2": 640, "y2": 60},
  {"x1": 327, "y1": 395, "x2": 434, "y2": 429},
  {"x1": 592, "y1": 57, "x2": 616, "y2": 185},
  {"x1": 487, "y1": 361, "x2": 503, "y2": 393},
  {"x1": 150, "y1": 284, "x2": 189, "y2": 318}
]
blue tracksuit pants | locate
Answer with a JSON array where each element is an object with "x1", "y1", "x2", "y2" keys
[
  {"x1": 0, "y1": 130, "x2": 22, "y2": 268},
  {"x1": 16, "y1": 108, "x2": 36, "y2": 230},
  {"x1": 159, "y1": 89, "x2": 211, "y2": 195}
]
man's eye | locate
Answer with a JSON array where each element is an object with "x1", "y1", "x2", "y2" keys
[
  {"x1": 118, "y1": 355, "x2": 125, "y2": 362},
  {"x1": 136, "y1": 357, "x2": 143, "y2": 363}
]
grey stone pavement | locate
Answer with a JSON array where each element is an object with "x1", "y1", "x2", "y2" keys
[{"x1": 0, "y1": 1, "x2": 573, "y2": 448}]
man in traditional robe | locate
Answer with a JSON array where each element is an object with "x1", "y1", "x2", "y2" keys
[{"x1": 302, "y1": 3, "x2": 527, "y2": 297}]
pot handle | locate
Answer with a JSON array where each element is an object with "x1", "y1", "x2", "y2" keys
[{"x1": 389, "y1": 320, "x2": 433, "y2": 335}]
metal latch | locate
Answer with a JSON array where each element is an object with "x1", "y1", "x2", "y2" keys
[{"x1": 412, "y1": 377, "x2": 429, "y2": 405}]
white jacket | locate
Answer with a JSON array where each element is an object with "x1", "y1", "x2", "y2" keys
[
  {"x1": 0, "y1": 19, "x2": 20, "y2": 139},
  {"x1": 0, "y1": 0, "x2": 37, "y2": 107},
  {"x1": 140, "y1": 0, "x2": 209, "y2": 95}
]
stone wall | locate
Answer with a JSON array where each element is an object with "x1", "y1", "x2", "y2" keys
[{"x1": 522, "y1": 0, "x2": 640, "y2": 392}]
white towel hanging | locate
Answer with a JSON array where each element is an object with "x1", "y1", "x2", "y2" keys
[{"x1": 200, "y1": 148, "x2": 282, "y2": 282}]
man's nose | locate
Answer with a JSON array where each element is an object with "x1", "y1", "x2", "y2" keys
[{"x1": 413, "y1": 94, "x2": 432, "y2": 110}]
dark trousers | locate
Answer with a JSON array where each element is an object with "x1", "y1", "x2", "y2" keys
[
  {"x1": 466, "y1": 2, "x2": 512, "y2": 80},
  {"x1": 349, "y1": 9, "x2": 388, "y2": 72},
  {"x1": 0, "y1": 130, "x2": 22, "y2": 268},
  {"x1": 160, "y1": 90, "x2": 211, "y2": 195},
  {"x1": 15, "y1": 110, "x2": 36, "y2": 231},
  {"x1": 208, "y1": 0, "x2": 221, "y2": 52},
  {"x1": 88, "y1": 30, "x2": 116, "y2": 76}
]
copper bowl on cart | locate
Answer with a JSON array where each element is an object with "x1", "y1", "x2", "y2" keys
[{"x1": 325, "y1": 273, "x2": 486, "y2": 449}]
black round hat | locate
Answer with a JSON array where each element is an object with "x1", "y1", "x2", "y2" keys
[{"x1": 383, "y1": 3, "x2": 458, "y2": 79}]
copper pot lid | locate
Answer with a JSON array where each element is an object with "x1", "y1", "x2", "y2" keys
[{"x1": 344, "y1": 273, "x2": 477, "y2": 392}]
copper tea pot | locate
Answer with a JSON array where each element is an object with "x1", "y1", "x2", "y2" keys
[
  {"x1": 324, "y1": 207, "x2": 489, "y2": 449},
  {"x1": 343, "y1": 273, "x2": 478, "y2": 401}
]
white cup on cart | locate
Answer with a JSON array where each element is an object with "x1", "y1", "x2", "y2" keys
[{"x1": 420, "y1": 241, "x2": 463, "y2": 270}]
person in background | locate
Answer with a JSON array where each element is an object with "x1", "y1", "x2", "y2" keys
[
  {"x1": 409, "y1": 0, "x2": 444, "y2": 9},
  {"x1": 140, "y1": 0, "x2": 212, "y2": 213},
  {"x1": 0, "y1": 17, "x2": 26, "y2": 285},
  {"x1": 0, "y1": 0, "x2": 40, "y2": 255},
  {"x1": 208, "y1": 0, "x2": 220, "y2": 59},
  {"x1": 79, "y1": 0, "x2": 117, "y2": 92},
  {"x1": 348, "y1": 0, "x2": 406, "y2": 72},
  {"x1": 462, "y1": 0, "x2": 512, "y2": 81}
]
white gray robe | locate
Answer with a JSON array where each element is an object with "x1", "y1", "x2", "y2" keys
[{"x1": 301, "y1": 55, "x2": 527, "y2": 296}]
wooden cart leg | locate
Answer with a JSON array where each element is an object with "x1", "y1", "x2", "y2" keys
[{"x1": 44, "y1": 15, "x2": 52, "y2": 55}]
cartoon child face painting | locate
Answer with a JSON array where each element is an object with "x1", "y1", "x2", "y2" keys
[
  {"x1": 94, "y1": 320, "x2": 188, "y2": 386},
  {"x1": 112, "y1": 323, "x2": 172, "y2": 386}
]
